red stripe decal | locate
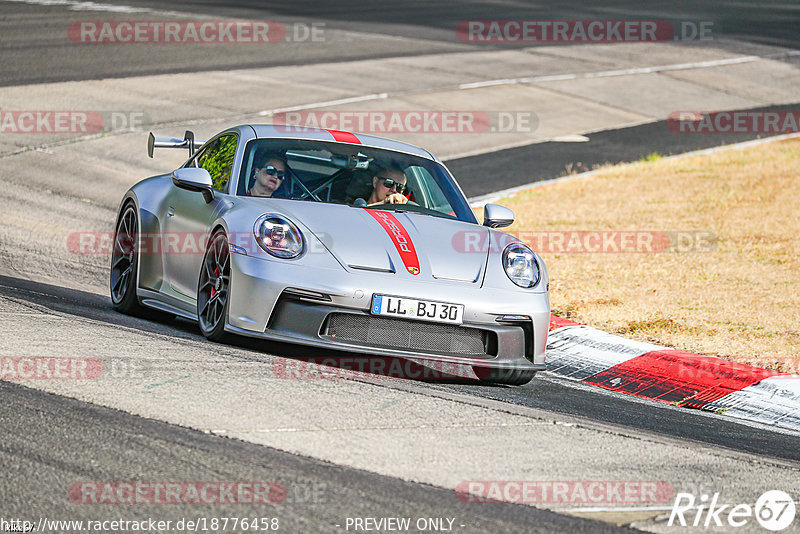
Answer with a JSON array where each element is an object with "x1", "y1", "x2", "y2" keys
[
  {"x1": 327, "y1": 129, "x2": 361, "y2": 144},
  {"x1": 366, "y1": 210, "x2": 420, "y2": 275},
  {"x1": 583, "y1": 349, "x2": 782, "y2": 408}
]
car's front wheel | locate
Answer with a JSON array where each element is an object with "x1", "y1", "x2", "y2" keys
[
  {"x1": 198, "y1": 229, "x2": 231, "y2": 342},
  {"x1": 474, "y1": 366, "x2": 536, "y2": 386},
  {"x1": 110, "y1": 203, "x2": 144, "y2": 315}
]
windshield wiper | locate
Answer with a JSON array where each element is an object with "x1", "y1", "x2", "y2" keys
[
  {"x1": 283, "y1": 196, "x2": 321, "y2": 202},
  {"x1": 368, "y1": 204, "x2": 444, "y2": 218}
]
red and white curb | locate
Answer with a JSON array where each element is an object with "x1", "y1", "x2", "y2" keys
[{"x1": 545, "y1": 316, "x2": 800, "y2": 432}]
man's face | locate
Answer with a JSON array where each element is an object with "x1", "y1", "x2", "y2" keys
[
  {"x1": 255, "y1": 158, "x2": 287, "y2": 193},
  {"x1": 372, "y1": 169, "x2": 407, "y2": 202}
]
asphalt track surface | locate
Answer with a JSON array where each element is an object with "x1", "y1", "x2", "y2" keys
[
  {"x1": 1, "y1": 381, "x2": 630, "y2": 533},
  {"x1": 1, "y1": 0, "x2": 799, "y2": 85}
]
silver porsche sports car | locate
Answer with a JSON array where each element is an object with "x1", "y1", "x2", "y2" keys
[{"x1": 111, "y1": 125, "x2": 549, "y2": 385}]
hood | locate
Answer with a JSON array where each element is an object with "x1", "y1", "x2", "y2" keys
[{"x1": 274, "y1": 201, "x2": 490, "y2": 284}]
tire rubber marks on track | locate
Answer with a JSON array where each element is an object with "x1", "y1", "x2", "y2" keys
[
  {"x1": 545, "y1": 325, "x2": 663, "y2": 381},
  {"x1": 585, "y1": 350, "x2": 780, "y2": 409},
  {"x1": 704, "y1": 377, "x2": 800, "y2": 428}
]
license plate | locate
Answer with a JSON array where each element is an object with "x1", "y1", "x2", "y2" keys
[{"x1": 371, "y1": 294, "x2": 464, "y2": 325}]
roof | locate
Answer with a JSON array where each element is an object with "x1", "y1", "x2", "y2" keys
[{"x1": 247, "y1": 124, "x2": 437, "y2": 161}]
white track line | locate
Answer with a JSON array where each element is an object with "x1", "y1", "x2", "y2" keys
[
  {"x1": 259, "y1": 93, "x2": 390, "y2": 116},
  {"x1": 2, "y1": 0, "x2": 184, "y2": 15},
  {"x1": 459, "y1": 50, "x2": 800, "y2": 90},
  {"x1": 255, "y1": 50, "x2": 800, "y2": 124},
  {"x1": 559, "y1": 506, "x2": 674, "y2": 513}
]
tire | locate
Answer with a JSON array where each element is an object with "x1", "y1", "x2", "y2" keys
[
  {"x1": 110, "y1": 203, "x2": 145, "y2": 315},
  {"x1": 197, "y1": 229, "x2": 231, "y2": 342},
  {"x1": 474, "y1": 367, "x2": 537, "y2": 386}
]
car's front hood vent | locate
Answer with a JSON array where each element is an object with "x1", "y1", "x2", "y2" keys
[{"x1": 285, "y1": 202, "x2": 489, "y2": 284}]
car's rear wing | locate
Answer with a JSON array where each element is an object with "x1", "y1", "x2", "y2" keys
[{"x1": 148, "y1": 130, "x2": 207, "y2": 158}]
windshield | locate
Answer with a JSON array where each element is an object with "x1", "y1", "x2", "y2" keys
[{"x1": 237, "y1": 139, "x2": 477, "y2": 224}]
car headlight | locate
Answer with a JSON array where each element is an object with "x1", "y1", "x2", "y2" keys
[
  {"x1": 502, "y1": 242, "x2": 540, "y2": 288},
  {"x1": 254, "y1": 214, "x2": 304, "y2": 259}
]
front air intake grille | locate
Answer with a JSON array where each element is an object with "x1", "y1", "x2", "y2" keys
[{"x1": 323, "y1": 313, "x2": 496, "y2": 357}]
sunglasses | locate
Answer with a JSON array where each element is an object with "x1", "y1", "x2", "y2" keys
[
  {"x1": 380, "y1": 178, "x2": 406, "y2": 194},
  {"x1": 261, "y1": 165, "x2": 287, "y2": 179}
]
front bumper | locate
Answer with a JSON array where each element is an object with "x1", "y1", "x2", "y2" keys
[{"x1": 226, "y1": 253, "x2": 550, "y2": 369}]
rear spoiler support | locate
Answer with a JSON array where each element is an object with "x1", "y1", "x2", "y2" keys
[{"x1": 148, "y1": 130, "x2": 207, "y2": 158}]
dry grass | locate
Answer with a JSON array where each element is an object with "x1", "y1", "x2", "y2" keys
[{"x1": 500, "y1": 138, "x2": 800, "y2": 373}]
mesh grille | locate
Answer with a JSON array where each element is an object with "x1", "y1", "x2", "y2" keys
[{"x1": 325, "y1": 313, "x2": 491, "y2": 356}]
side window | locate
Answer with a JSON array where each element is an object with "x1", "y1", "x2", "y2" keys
[
  {"x1": 407, "y1": 166, "x2": 453, "y2": 213},
  {"x1": 197, "y1": 135, "x2": 237, "y2": 192}
]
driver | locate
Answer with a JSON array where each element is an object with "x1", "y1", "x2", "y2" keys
[
  {"x1": 367, "y1": 163, "x2": 408, "y2": 206},
  {"x1": 248, "y1": 152, "x2": 288, "y2": 197}
]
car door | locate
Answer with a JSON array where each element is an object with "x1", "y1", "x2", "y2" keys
[{"x1": 162, "y1": 134, "x2": 237, "y2": 298}]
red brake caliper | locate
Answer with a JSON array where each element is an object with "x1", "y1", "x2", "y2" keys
[{"x1": 211, "y1": 267, "x2": 220, "y2": 297}]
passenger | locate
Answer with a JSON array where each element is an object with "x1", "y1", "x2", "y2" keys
[
  {"x1": 248, "y1": 153, "x2": 288, "y2": 197},
  {"x1": 367, "y1": 164, "x2": 408, "y2": 206}
]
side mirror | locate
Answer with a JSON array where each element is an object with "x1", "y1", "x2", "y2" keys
[
  {"x1": 172, "y1": 168, "x2": 215, "y2": 203},
  {"x1": 483, "y1": 203, "x2": 515, "y2": 228}
]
